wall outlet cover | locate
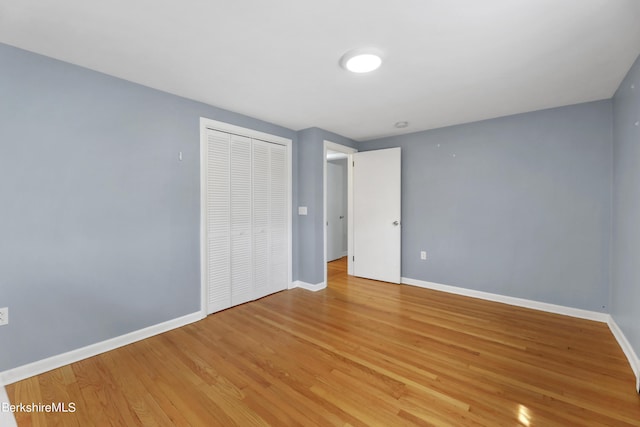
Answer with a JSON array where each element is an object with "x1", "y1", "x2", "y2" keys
[{"x1": 0, "y1": 307, "x2": 8, "y2": 326}]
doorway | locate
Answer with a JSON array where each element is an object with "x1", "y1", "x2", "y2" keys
[
  {"x1": 323, "y1": 141, "x2": 357, "y2": 285},
  {"x1": 327, "y1": 152, "x2": 348, "y2": 262}
]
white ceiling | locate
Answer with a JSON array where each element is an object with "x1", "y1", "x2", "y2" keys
[{"x1": 1, "y1": 0, "x2": 639, "y2": 141}]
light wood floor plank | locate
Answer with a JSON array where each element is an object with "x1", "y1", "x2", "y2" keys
[{"x1": 7, "y1": 257, "x2": 640, "y2": 426}]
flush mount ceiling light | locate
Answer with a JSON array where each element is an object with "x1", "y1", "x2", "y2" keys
[
  {"x1": 394, "y1": 121, "x2": 409, "y2": 128},
  {"x1": 340, "y1": 48, "x2": 383, "y2": 73}
]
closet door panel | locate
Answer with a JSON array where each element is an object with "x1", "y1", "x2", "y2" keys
[
  {"x1": 206, "y1": 130, "x2": 231, "y2": 314},
  {"x1": 230, "y1": 134, "x2": 253, "y2": 306},
  {"x1": 269, "y1": 143, "x2": 288, "y2": 293},
  {"x1": 252, "y1": 140, "x2": 271, "y2": 299}
]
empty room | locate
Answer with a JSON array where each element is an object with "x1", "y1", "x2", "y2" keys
[{"x1": 1, "y1": 1, "x2": 640, "y2": 426}]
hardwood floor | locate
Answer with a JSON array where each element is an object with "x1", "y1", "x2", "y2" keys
[{"x1": 7, "y1": 257, "x2": 640, "y2": 426}]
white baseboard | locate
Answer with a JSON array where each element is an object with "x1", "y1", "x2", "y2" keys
[
  {"x1": 0, "y1": 311, "x2": 204, "y2": 386},
  {"x1": 0, "y1": 385, "x2": 17, "y2": 427},
  {"x1": 401, "y1": 277, "x2": 609, "y2": 322},
  {"x1": 607, "y1": 316, "x2": 640, "y2": 393},
  {"x1": 291, "y1": 280, "x2": 326, "y2": 292}
]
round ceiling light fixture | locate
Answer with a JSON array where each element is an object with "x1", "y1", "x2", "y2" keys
[{"x1": 340, "y1": 48, "x2": 383, "y2": 73}]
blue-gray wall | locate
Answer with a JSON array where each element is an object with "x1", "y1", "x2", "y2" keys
[
  {"x1": 297, "y1": 128, "x2": 357, "y2": 285},
  {"x1": 612, "y1": 55, "x2": 640, "y2": 361},
  {"x1": 361, "y1": 101, "x2": 613, "y2": 312},
  {"x1": 0, "y1": 43, "x2": 297, "y2": 372}
]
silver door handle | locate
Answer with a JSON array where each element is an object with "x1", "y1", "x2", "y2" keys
[{"x1": 393, "y1": 221, "x2": 400, "y2": 226}]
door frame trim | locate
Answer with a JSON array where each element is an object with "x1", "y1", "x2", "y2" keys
[
  {"x1": 199, "y1": 118, "x2": 293, "y2": 316},
  {"x1": 323, "y1": 140, "x2": 357, "y2": 286}
]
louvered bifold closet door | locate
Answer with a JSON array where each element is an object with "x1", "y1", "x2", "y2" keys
[
  {"x1": 204, "y1": 128, "x2": 288, "y2": 314},
  {"x1": 206, "y1": 130, "x2": 232, "y2": 314},
  {"x1": 252, "y1": 140, "x2": 271, "y2": 299},
  {"x1": 230, "y1": 134, "x2": 253, "y2": 306},
  {"x1": 269, "y1": 143, "x2": 288, "y2": 294}
]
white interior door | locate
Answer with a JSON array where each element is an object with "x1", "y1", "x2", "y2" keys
[
  {"x1": 327, "y1": 161, "x2": 346, "y2": 261},
  {"x1": 353, "y1": 147, "x2": 401, "y2": 283}
]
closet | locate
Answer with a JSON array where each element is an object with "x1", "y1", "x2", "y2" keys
[{"x1": 203, "y1": 127, "x2": 289, "y2": 314}]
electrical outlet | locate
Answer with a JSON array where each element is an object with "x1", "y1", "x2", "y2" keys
[
  {"x1": 0, "y1": 307, "x2": 8, "y2": 326},
  {"x1": 420, "y1": 251, "x2": 427, "y2": 260}
]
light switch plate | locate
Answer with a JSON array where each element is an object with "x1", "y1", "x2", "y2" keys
[{"x1": 298, "y1": 206, "x2": 308, "y2": 215}]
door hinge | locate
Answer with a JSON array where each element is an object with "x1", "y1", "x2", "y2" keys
[
  {"x1": 352, "y1": 161, "x2": 355, "y2": 167},
  {"x1": 352, "y1": 256, "x2": 355, "y2": 262}
]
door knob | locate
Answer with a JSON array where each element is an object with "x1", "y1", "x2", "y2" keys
[
  {"x1": 393, "y1": 220, "x2": 399, "y2": 226},
  {"x1": 339, "y1": 216, "x2": 344, "y2": 219}
]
